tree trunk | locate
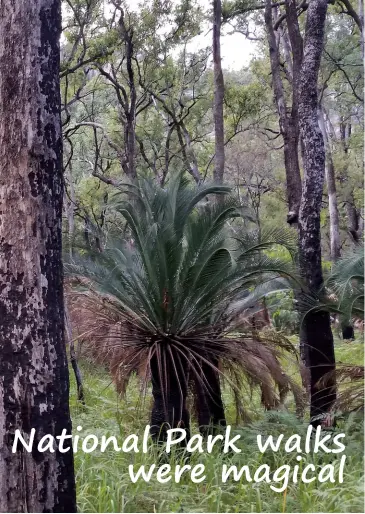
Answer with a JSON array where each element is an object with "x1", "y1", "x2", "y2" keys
[
  {"x1": 298, "y1": 0, "x2": 336, "y2": 425},
  {"x1": 345, "y1": 196, "x2": 362, "y2": 243},
  {"x1": 213, "y1": 0, "x2": 225, "y2": 183},
  {"x1": 194, "y1": 357, "x2": 226, "y2": 434},
  {"x1": 342, "y1": 324, "x2": 355, "y2": 340},
  {"x1": 65, "y1": 304, "x2": 85, "y2": 403},
  {"x1": 264, "y1": 0, "x2": 302, "y2": 224},
  {"x1": 0, "y1": 1, "x2": 76, "y2": 511},
  {"x1": 318, "y1": 107, "x2": 341, "y2": 261},
  {"x1": 149, "y1": 348, "x2": 190, "y2": 441}
]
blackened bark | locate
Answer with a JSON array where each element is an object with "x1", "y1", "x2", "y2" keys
[
  {"x1": 264, "y1": 0, "x2": 302, "y2": 224},
  {"x1": 0, "y1": 1, "x2": 76, "y2": 511},
  {"x1": 65, "y1": 305, "x2": 84, "y2": 403},
  {"x1": 298, "y1": 0, "x2": 336, "y2": 424},
  {"x1": 149, "y1": 348, "x2": 190, "y2": 441},
  {"x1": 213, "y1": 0, "x2": 225, "y2": 183},
  {"x1": 342, "y1": 324, "x2": 355, "y2": 340},
  {"x1": 194, "y1": 358, "x2": 226, "y2": 434}
]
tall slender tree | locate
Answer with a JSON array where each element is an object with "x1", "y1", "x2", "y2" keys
[
  {"x1": 298, "y1": 0, "x2": 336, "y2": 424},
  {"x1": 318, "y1": 106, "x2": 341, "y2": 262},
  {"x1": 0, "y1": 0, "x2": 76, "y2": 511},
  {"x1": 213, "y1": 0, "x2": 225, "y2": 183},
  {"x1": 264, "y1": 0, "x2": 302, "y2": 225}
]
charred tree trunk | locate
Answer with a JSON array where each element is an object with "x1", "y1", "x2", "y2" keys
[
  {"x1": 213, "y1": 0, "x2": 225, "y2": 184},
  {"x1": 298, "y1": 0, "x2": 336, "y2": 425},
  {"x1": 0, "y1": 1, "x2": 76, "y2": 511},
  {"x1": 194, "y1": 357, "x2": 226, "y2": 434},
  {"x1": 65, "y1": 304, "x2": 85, "y2": 403},
  {"x1": 149, "y1": 347, "x2": 190, "y2": 441},
  {"x1": 342, "y1": 324, "x2": 355, "y2": 340},
  {"x1": 318, "y1": 107, "x2": 341, "y2": 261}
]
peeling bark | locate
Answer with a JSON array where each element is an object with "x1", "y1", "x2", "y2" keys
[
  {"x1": 0, "y1": 1, "x2": 76, "y2": 511},
  {"x1": 298, "y1": 0, "x2": 336, "y2": 424}
]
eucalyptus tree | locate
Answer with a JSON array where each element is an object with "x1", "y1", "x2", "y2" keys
[
  {"x1": 0, "y1": 0, "x2": 76, "y2": 511},
  {"x1": 213, "y1": 0, "x2": 225, "y2": 183},
  {"x1": 297, "y1": 0, "x2": 337, "y2": 424}
]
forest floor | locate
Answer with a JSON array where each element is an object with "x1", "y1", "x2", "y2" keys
[{"x1": 70, "y1": 338, "x2": 364, "y2": 513}]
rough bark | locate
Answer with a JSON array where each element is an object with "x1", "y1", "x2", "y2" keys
[
  {"x1": 264, "y1": 0, "x2": 302, "y2": 224},
  {"x1": 318, "y1": 107, "x2": 341, "y2": 261},
  {"x1": 149, "y1": 349, "x2": 190, "y2": 441},
  {"x1": 194, "y1": 358, "x2": 226, "y2": 433},
  {"x1": 213, "y1": 0, "x2": 225, "y2": 183},
  {"x1": 0, "y1": 1, "x2": 76, "y2": 511},
  {"x1": 298, "y1": 0, "x2": 336, "y2": 424}
]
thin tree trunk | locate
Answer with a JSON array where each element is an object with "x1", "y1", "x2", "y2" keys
[
  {"x1": 345, "y1": 196, "x2": 362, "y2": 243},
  {"x1": 319, "y1": 110, "x2": 354, "y2": 339},
  {"x1": 65, "y1": 304, "x2": 85, "y2": 403},
  {"x1": 120, "y1": 8, "x2": 137, "y2": 181},
  {"x1": 0, "y1": 0, "x2": 76, "y2": 511},
  {"x1": 298, "y1": 0, "x2": 336, "y2": 425},
  {"x1": 264, "y1": 0, "x2": 302, "y2": 224},
  {"x1": 213, "y1": 0, "x2": 225, "y2": 183},
  {"x1": 318, "y1": 107, "x2": 341, "y2": 261}
]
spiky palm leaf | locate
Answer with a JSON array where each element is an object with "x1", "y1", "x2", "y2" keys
[
  {"x1": 327, "y1": 245, "x2": 364, "y2": 322},
  {"x1": 299, "y1": 245, "x2": 363, "y2": 321},
  {"x1": 66, "y1": 174, "x2": 303, "y2": 434}
]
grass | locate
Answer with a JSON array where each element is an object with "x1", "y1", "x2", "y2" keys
[{"x1": 69, "y1": 338, "x2": 364, "y2": 513}]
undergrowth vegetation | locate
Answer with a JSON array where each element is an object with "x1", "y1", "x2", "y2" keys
[{"x1": 70, "y1": 340, "x2": 364, "y2": 513}]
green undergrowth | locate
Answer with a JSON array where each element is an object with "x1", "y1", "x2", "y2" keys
[{"x1": 69, "y1": 340, "x2": 364, "y2": 513}]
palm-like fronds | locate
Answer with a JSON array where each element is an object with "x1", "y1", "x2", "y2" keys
[
  {"x1": 66, "y1": 174, "x2": 303, "y2": 434},
  {"x1": 318, "y1": 364, "x2": 364, "y2": 415},
  {"x1": 300, "y1": 245, "x2": 364, "y2": 326},
  {"x1": 327, "y1": 245, "x2": 364, "y2": 322}
]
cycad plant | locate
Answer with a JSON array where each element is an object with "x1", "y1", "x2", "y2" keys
[
  {"x1": 66, "y1": 175, "x2": 302, "y2": 438},
  {"x1": 324, "y1": 245, "x2": 364, "y2": 415},
  {"x1": 327, "y1": 244, "x2": 364, "y2": 325}
]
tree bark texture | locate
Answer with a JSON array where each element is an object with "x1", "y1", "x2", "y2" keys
[
  {"x1": 318, "y1": 107, "x2": 341, "y2": 261},
  {"x1": 213, "y1": 0, "x2": 225, "y2": 183},
  {"x1": 264, "y1": 0, "x2": 302, "y2": 224},
  {"x1": 0, "y1": 1, "x2": 77, "y2": 511},
  {"x1": 149, "y1": 349, "x2": 190, "y2": 441},
  {"x1": 298, "y1": 0, "x2": 336, "y2": 424},
  {"x1": 194, "y1": 357, "x2": 226, "y2": 433}
]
